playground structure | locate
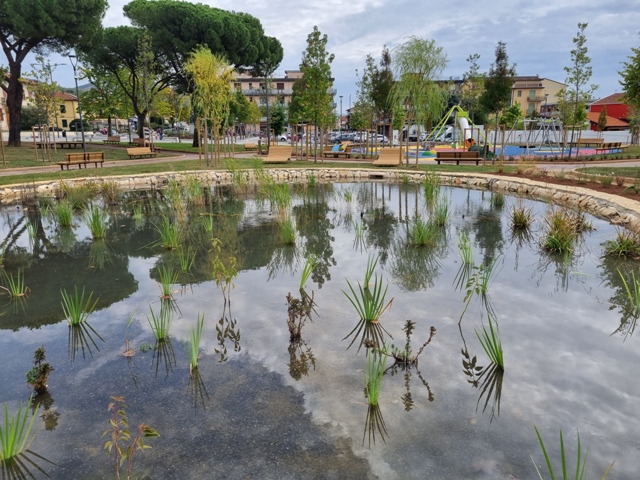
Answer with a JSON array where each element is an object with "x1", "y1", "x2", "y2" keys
[{"x1": 427, "y1": 105, "x2": 489, "y2": 148}]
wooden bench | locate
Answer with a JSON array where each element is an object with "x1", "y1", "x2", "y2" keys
[
  {"x1": 372, "y1": 147, "x2": 403, "y2": 167},
  {"x1": 127, "y1": 147, "x2": 157, "y2": 159},
  {"x1": 263, "y1": 145, "x2": 292, "y2": 163},
  {"x1": 569, "y1": 138, "x2": 604, "y2": 148},
  {"x1": 435, "y1": 150, "x2": 480, "y2": 165},
  {"x1": 244, "y1": 143, "x2": 258, "y2": 151},
  {"x1": 56, "y1": 152, "x2": 105, "y2": 170},
  {"x1": 103, "y1": 135, "x2": 121, "y2": 145},
  {"x1": 594, "y1": 142, "x2": 622, "y2": 154},
  {"x1": 323, "y1": 144, "x2": 353, "y2": 158}
]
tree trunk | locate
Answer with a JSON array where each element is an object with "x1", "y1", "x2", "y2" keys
[
  {"x1": 136, "y1": 112, "x2": 146, "y2": 138},
  {"x1": 6, "y1": 62, "x2": 24, "y2": 147}
]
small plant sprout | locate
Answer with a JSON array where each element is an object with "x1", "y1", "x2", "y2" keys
[
  {"x1": 0, "y1": 397, "x2": 39, "y2": 462},
  {"x1": 364, "y1": 346, "x2": 388, "y2": 406},
  {"x1": 25, "y1": 345, "x2": 54, "y2": 395},
  {"x1": 532, "y1": 426, "x2": 614, "y2": 480},
  {"x1": 299, "y1": 255, "x2": 317, "y2": 290},
  {"x1": 157, "y1": 265, "x2": 179, "y2": 300},
  {"x1": 1, "y1": 269, "x2": 29, "y2": 298},
  {"x1": 147, "y1": 303, "x2": 172, "y2": 342},
  {"x1": 185, "y1": 314, "x2": 205, "y2": 373},
  {"x1": 103, "y1": 396, "x2": 159, "y2": 480},
  {"x1": 177, "y1": 246, "x2": 196, "y2": 273},
  {"x1": 388, "y1": 321, "x2": 437, "y2": 367},
  {"x1": 475, "y1": 316, "x2": 504, "y2": 369},
  {"x1": 343, "y1": 255, "x2": 394, "y2": 351},
  {"x1": 457, "y1": 231, "x2": 473, "y2": 265},
  {"x1": 61, "y1": 286, "x2": 99, "y2": 326}
]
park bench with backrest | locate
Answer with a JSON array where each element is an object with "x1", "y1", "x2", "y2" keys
[
  {"x1": 103, "y1": 135, "x2": 121, "y2": 145},
  {"x1": 435, "y1": 150, "x2": 480, "y2": 165},
  {"x1": 127, "y1": 147, "x2": 157, "y2": 159},
  {"x1": 56, "y1": 152, "x2": 105, "y2": 170}
]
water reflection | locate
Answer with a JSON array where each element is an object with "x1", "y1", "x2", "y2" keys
[
  {"x1": 600, "y1": 258, "x2": 640, "y2": 340},
  {"x1": 68, "y1": 322, "x2": 104, "y2": 362},
  {"x1": 363, "y1": 404, "x2": 388, "y2": 448},
  {"x1": 0, "y1": 451, "x2": 55, "y2": 480},
  {"x1": 214, "y1": 304, "x2": 241, "y2": 363},
  {"x1": 152, "y1": 338, "x2": 176, "y2": 379},
  {"x1": 187, "y1": 367, "x2": 210, "y2": 410}
]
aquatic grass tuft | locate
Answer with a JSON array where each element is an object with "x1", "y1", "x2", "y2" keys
[
  {"x1": 343, "y1": 255, "x2": 394, "y2": 351},
  {"x1": 457, "y1": 231, "x2": 473, "y2": 265},
  {"x1": 52, "y1": 200, "x2": 73, "y2": 227},
  {"x1": 84, "y1": 205, "x2": 108, "y2": 239},
  {"x1": 511, "y1": 201, "x2": 534, "y2": 229},
  {"x1": 157, "y1": 265, "x2": 179, "y2": 299},
  {"x1": 0, "y1": 397, "x2": 39, "y2": 462},
  {"x1": 431, "y1": 199, "x2": 449, "y2": 227},
  {"x1": 490, "y1": 192, "x2": 505, "y2": 209},
  {"x1": 364, "y1": 347, "x2": 388, "y2": 406},
  {"x1": 619, "y1": 269, "x2": 640, "y2": 321},
  {"x1": 147, "y1": 303, "x2": 172, "y2": 341},
  {"x1": 1, "y1": 269, "x2": 28, "y2": 298},
  {"x1": 299, "y1": 255, "x2": 317, "y2": 290},
  {"x1": 61, "y1": 286, "x2": 99, "y2": 326},
  {"x1": 475, "y1": 315, "x2": 504, "y2": 369},
  {"x1": 100, "y1": 181, "x2": 121, "y2": 205},
  {"x1": 132, "y1": 204, "x2": 143, "y2": 222},
  {"x1": 353, "y1": 220, "x2": 365, "y2": 239},
  {"x1": 543, "y1": 209, "x2": 576, "y2": 255},
  {"x1": 177, "y1": 246, "x2": 196, "y2": 273},
  {"x1": 279, "y1": 216, "x2": 296, "y2": 245},
  {"x1": 603, "y1": 229, "x2": 640, "y2": 259},
  {"x1": 155, "y1": 215, "x2": 181, "y2": 250},
  {"x1": 185, "y1": 314, "x2": 205, "y2": 372},
  {"x1": 409, "y1": 217, "x2": 438, "y2": 246},
  {"x1": 423, "y1": 171, "x2": 440, "y2": 204}
]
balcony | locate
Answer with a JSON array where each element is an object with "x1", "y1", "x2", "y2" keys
[{"x1": 243, "y1": 88, "x2": 293, "y2": 96}]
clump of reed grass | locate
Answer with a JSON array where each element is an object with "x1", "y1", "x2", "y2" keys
[
  {"x1": 603, "y1": 229, "x2": 640, "y2": 259},
  {"x1": 343, "y1": 187, "x2": 353, "y2": 203},
  {"x1": 157, "y1": 265, "x2": 179, "y2": 299},
  {"x1": 409, "y1": 217, "x2": 438, "y2": 247},
  {"x1": 61, "y1": 286, "x2": 98, "y2": 325},
  {"x1": 132, "y1": 204, "x2": 143, "y2": 222},
  {"x1": 0, "y1": 397, "x2": 39, "y2": 462},
  {"x1": 532, "y1": 426, "x2": 613, "y2": 480},
  {"x1": 543, "y1": 209, "x2": 577, "y2": 254},
  {"x1": 51, "y1": 200, "x2": 73, "y2": 228},
  {"x1": 84, "y1": 205, "x2": 108, "y2": 239},
  {"x1": 63, "y1": 182, "x2": 96, "y2": 210},
  {"x1": 155, "y1": 215, "x2": 181, "y2": 250},
  {"x1": 353, "y1": 220, "x2": 365, "y2": 239},
  {"x1": 307, "y1": 173, "x2": 317, "y2": 188},
  {"x1": 100, "y1": 181, "x2": 121, "y2": 205},
  {"x1": 364, "y1": 347, "x2": 388, "y2": 406},
  {"x1": 431, "y1": 199, "x2": 449, "y2": 227},
  {"x1": 299, "y1": 255, "x2": 317, "y2": 290},
  {"x1": 343, "y1": 255, "x2": 394, "y2": 351},
  {"x1": 279, "y1": 216, "x2": 296, "y2": 245},
  {"x1": 177, "y1": 246, "x2": 196, "y2": 272},
  {"x1": 600, "y1": 175, "x2": 613, "y2": 188},
  {"x1": 185, "y1": 175, "x2": 205, "y2": 206},
  {"x1": 185, "y1": 314, "x2": 205, "y2": 373},
  {"x1": 457, "y1": 231, "x2": 473, "y2": 265},
  {"x1": 147, "y1": 303, "x2": 172, "y2": 341},
  {"x1": 0, "y1": 269, "x2": 29, "y2": 298},
  {"x1": 490, "y1": 192, "x2": 505, "y2": 209},
  {"x1": 200, "y1": 213, "x2": 214, "y2": 233},
  {"x1": 619, "y1": 269, "x2": 640, "y2": 320},
  {"x1": 423, "y1": 171, "x2": 440, "y2": 204},
  {"x1": 511, "y1": 200, "x2": 534, "y2": 229},
  {"x1": 475, "y1": 316, "x2": 504, "y2": 369}
]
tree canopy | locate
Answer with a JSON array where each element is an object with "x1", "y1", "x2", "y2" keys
[
  {"x1": 0, "y1": 0, "x2": 108, "y2": 145},
  {"x1": 619, "y1": 42, "x2": 640, "y2": 144}
]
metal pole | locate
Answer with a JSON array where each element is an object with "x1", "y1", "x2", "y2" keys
[
  {"x1": 264, "y1": 71, "x2": 270, "y2": 148},
  {"x1": 69, "y1": 55, "x2": 86, "y2": 154},
  {"x1": 47, "y1": 62, "x2": 65, "y2": 138},
  {"x1": 339, "y1": 95, "x2": 343, "y2": 138}
]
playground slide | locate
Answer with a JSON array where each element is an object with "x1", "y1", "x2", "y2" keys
[{"x1": 458, "y1": 116, "x2": 472, "y2": 142}]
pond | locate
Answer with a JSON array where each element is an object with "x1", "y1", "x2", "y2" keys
[{"x1": 0, "y1": 180, "x2": 638, "y2": 479}]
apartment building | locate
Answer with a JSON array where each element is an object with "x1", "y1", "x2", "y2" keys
[
  {"x1": 232, "y1": 70, "x2": 303, "y2": 106},
  {"x1": 511, "y1": 76, "x2": 565, "y2": 116}
]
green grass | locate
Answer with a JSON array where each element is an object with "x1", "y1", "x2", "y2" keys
[
  {"x1": 157, "y1": 265, "x2": 179, "y2": 299},
  {"x1": 603, "y1": 229, "x2": 640, "y2": 258},
  {"x1": 619, "y1": 269, "x2": 640, "y2": 320},
  {"x1": 155, "y1": 215, "x2": 181, "y2": 250},
  {"x1": 511, "y1": 200, "x2": 534, "y2": 229},
  {"x1": 300, "y1": 255, "x2": 317, "y2": 290},
  {"x1": 279, "y1": 216, "x2": 296, "y2": 245},
  {"x1": 364, "y1": 347, "x2": 389, "y2": 406},
  {"x1": 50, "y1": 200, "x2": 73, "y2": 227},
  {"x1": 409, "y1": 217, "x2": 438, "y2": 246},
  {"x1": 431, "y1": 199, "x2": 449, "y2": 227},
  {"x1": 185, "y1": 314, "x2": 205, "y2": 372},
  {"x1": 61, "y1": 286, "x2": 99, "y2": 326},
  {"x1": 84, "y1": 204, "x2": 108, "y2": 239},
  {"x1": 423, "y1": 171, "x2": 441, "y2": 203},
  {"x1": 343, "y1": 255, "x2": 393, "y2": 351},
  {"x1": 475, "y1": 315, "x2": 504, "y2": 369},
  {"x1": 543, "y1": 209, "x2": 576, "y2": 254},
  {"x1": 0, "y1": 397, "x2": 39, "y2": 462},
  {"x1": 1, "y1": 269, "x2": 28, "y2": 298},
  {"x1": 457, "y1": 231, "x2": 473, "y2": 265},
  {"x1": 177, "y1": 246, "x2": 196, "y2": 272},
  {"x1": 147, "y1": 303, "x2": 172, "y2": 341}
]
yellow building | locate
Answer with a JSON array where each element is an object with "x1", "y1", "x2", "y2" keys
[
  {"x1": 52, "y1": 91, "x2": 80, "y2": 130},
  {"x1": 511, "y1": 76, "x2": 565, "y2": 117},
  {"x1": 232, "y1": 70, "x2": 303, "y2": 106}
]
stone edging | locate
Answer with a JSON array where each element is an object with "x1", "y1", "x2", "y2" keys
[{"x1": 2, "y1": 167, "x2": 640, "y2": 233}]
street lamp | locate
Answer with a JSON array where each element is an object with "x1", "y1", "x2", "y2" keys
[
  {"x1": 47, "y1": 62, "x2": 65, "y2": 138},
  {"x1": 339, "y1": 95, "x2": 343, "y2": 137},
  {"x1": 68, "y1": 54, "x2": 86, "y2": 153}
]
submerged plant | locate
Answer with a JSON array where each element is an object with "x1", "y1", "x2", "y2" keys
[
  {"x1": 185, "y1": 314, "x2": 205, "y2": 373},
  {"x1": 343, "y1": 255, "x2": 394, "y2": 351},
  {"x1": 0, "y1": 269, "x2": 29, "y2": 299},
  {"x1": 25, "y1": 346, "x2": 54, "y2": 395},
  {"x1": 103, "y1": 396, "x2": 159, "y2": 480},
  {"x1": 475, "y1": 315, "x2": 504, "y2": 369},
  {"x1": 299, "y1": 255, "x2": 317, "y2": 290},
  {"x1": 364, "y1": 347, "x2": 388, "y2": 406},
  {"x1": 61, "y1": 286, "x2": 99, "y2": 326},
  {"x1": 0, "y1": 397, "x2": 39, "y2": 462}
]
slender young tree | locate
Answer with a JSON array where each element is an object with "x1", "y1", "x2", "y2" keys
[
  {"x1": 298, "y1": 26, "x2": 335, "y2": 162},
  {"x1": 80, "y1": 66, "x2": 130, "y2": 134},
  {"x1": 479, "y1": 41, "x2": 516, "y2": 154},
  {"x1": 562, "y1": 23, "x2": 598, "y2": 157},
  {"x1": 461, "y1": 53, "x2": 486, "y2": 124},
  {"x1": 619, "y1": 42, "x2": 640, "y2": 144},
  {"x1": 597, "y1": 105, "x2": 608, "y2": 136},
  {"x1": 0, "y1": 0, "x2": 107, "y2": 145}
]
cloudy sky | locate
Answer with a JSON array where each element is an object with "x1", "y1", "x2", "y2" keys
[{"x1": 45, "y1": 0, "x2": 640, "y2": 106}]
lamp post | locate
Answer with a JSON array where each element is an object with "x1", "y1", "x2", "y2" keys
[
  {"x1": 47, "y1": 62, "x2": 65, "y2": 138},
  {"x1": 339, "y1": 95, "x2": 343, "y2": 137},
  {"x1": 68, "y1": 54, "x2": 86, "y2": 153}
]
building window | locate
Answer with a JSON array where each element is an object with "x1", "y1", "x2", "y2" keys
[
  {"x1": 517, "y1": 90, "x2": 522, "y2": 98},
  {"x1": 529, "y1": 90, "x2": 536, "y2": 100},
  {"x1": 248, "y1": 83, "x2": 253, "y2": 90},
  {"x1": 528, "y1": 103, "x2": 535, "y2": 115},
  {"x1": 62, "y1": 119, "x2": 68, "y2": 127},
  {"x1": 277, "y1": 82, "x2": 284, "y2": 90}
]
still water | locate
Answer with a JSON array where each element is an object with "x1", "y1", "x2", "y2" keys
[{"x1": 0, "y1": 182, "x2": 637, "y2": 479}]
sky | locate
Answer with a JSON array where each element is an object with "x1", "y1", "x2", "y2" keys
[{"x1": 39, "y1": 0, "x2": 640, "y2": 109}]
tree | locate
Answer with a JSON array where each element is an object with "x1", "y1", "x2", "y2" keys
[
  {"x1": 390, "y1": 36, "x2": 448, "y2": 165},
  {"x1": 268, "y1": 101, "x2": 286, "y2": 136},
  {"x1": 79, "y1": 66, "x2": 130, "y2": 132},
  {"x1": 21, "y1": 56, "x2": 59, "y2": 130},
  {"x1": 461, "y1": 53, "x2": 486, "y2": 124},
  {"x1": 597, "y1": 105, "x2": 608, "y2": 135},
  {"x1": 479, "y1": 41, "x2": 516, "y2": 154},
  {"x1": 371, "y1": 47, "x2": 394, "y2": 122},
  {"x1": 619, "y1": 42, "x2": 640, "y2": 144},
  {"x1": 0, "y1": 0, "x2": 107, "y2": 145},
  {"x1": 297, "y1": 26, "x2": 335, "y2": 162},
  {"x1": 501, "y1": 104, "x2": 522, "y2": 128},
  {"x1": 562, "y1": 23, "x2": 598, "y2": 157}
]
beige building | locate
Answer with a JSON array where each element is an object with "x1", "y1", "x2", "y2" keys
[
  {"x1": 232, "y1": 70, "x2": 303, "y2": 106},
  {"x1": 511, "y1": 76, "x2": 565, "y2": 117}
]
